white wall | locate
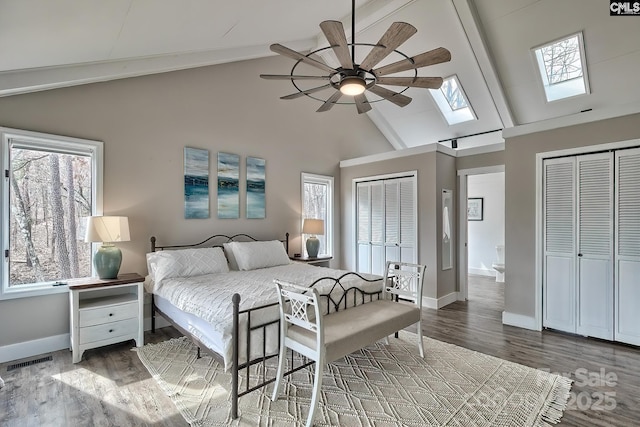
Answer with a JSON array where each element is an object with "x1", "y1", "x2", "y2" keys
[{"x1": 467, "y1": 172, "x2": 504, "y2": 276}]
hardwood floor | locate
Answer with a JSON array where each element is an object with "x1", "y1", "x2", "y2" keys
[{"x1": 1, "y1": 277, "x2": 637, "y2": 426}]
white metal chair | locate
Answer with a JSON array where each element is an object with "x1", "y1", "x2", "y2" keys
[
  {"x1": 271, "y1": 262, "x2": 426, "y2": 426},
  {"x1": 382, "y1": 261, "x2": 426, "y2": 357}
]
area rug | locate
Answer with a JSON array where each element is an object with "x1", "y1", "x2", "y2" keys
[{"x1": 136, "y1": 332, "x2": 572, "y2": 426}]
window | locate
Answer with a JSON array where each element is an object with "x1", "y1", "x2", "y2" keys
[
  {"x1": 430, "y1": 75, "x2": 476, "y2": 125},
  {"x1": 1, "y1": 128, "x2": 103, "y2": 299},
  {"x1": 532, "y1": 32, "x2": 590, "y2": 102},
  {"x1": 301, "y1": 173, "x2": 333, "y2": 257}
]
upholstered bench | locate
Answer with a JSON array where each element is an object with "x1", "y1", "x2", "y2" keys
[{"x1": 272, "y1": 261, "x2": 426, "y2": 427}]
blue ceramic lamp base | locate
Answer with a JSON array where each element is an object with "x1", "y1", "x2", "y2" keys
[
  {"x1": 94, "y1": 244, "x2": 122, "y2": 279},
  {"x1": 306, "y1": 236, "x2": 320, "y2": 258}
]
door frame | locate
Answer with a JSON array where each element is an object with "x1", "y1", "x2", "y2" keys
[
  {"x1": 457, "y1": 165, "x2": 505, "y2": 301},
  {"x1": 535, "y1": 138, "x2": 640, "y2": 331}
]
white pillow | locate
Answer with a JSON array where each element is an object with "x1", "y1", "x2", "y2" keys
[
  {"x1": 147, "y1": 247, "x2": 229, "y2": 285},
  {"x1": 223, "y1": 243, "x2": 239, "y2": 271},
  {"x1": 227, "y1": 240, "x2": 290, "y2": 271}
]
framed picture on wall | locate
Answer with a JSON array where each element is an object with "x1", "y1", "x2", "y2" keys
[{"x1": 468, "y1": 197, "x2": 483, "y2": 221}]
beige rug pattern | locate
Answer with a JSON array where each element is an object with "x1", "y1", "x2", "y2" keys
[{"x1": 136, "y1": 332, "x2": 572, "y2": 426}]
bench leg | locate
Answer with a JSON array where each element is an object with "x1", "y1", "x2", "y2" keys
[
  {"x1": 271, "y1": 340, "x2": 287, "y2": 401},
  {"x1": 417, "y1": 318, "x2": 424, "y2": 358},
  {"x1": 306, "y1": 357, "x2": 324, "y2": 427}
]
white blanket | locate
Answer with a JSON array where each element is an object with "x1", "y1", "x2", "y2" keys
[{"x1": 153, "y1": 263, "x2": 381, "y2": 368}]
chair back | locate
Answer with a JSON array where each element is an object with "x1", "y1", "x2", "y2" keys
[
  {"x1": 382, "y1": 261, "x2": 426, "y2": 309},
  {"x1": 274, "y1": 280, "x2": 324, "y2": 352}
]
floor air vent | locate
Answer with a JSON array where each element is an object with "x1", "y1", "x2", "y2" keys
[{"x1": 7, "y1": 355, "x2": 52, "y2": 371}]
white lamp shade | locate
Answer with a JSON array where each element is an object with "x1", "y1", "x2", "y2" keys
[
  {"x1": 302, "y1": 218, "x2": 324, "y2": 236},
  {"x1": 85, "y1": 216, "x2": 130, "y2": 243}
]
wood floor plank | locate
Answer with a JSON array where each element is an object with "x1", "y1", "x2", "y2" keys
[{"x1": 0, "y1": 277, "x2": 637, "y2": 426}]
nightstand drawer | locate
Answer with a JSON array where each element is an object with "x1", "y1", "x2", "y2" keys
[
  {"x1": 79, "y1": 318, "x2": 139, "y2": 344},
  {"x1": 79, "y1": 302, "x2": 138, "y2": 327}
]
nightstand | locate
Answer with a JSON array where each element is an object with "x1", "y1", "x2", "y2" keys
[
  {"x1": 290, "y1": 255, "x2": 333, "y2": 267},
  {"x1": 69, "y1": 273, "x2": 144, "y2": 363}
]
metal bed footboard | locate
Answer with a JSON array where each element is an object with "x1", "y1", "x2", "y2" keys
[{"x1": 230, "y1": 272, "x2": 383, "y2": 419}]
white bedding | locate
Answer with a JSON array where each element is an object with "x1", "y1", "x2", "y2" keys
[{"x1": 152, "y1": 262, "x2": 382, "y2": 369}]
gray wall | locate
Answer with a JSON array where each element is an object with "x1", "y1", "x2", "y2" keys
[
  {"x1": 504, "y1": 112, "x2": 640, "y2": 319},
  {"x1": 0, "y1": 55, "x2": 393, "y2": 348},
  {"x1": 436, "y1": 152, "x2": 457, "y2": 298},
  {"x1": 456, "y1": 150, "x2": 504, "y2": 171},
  {"x1": 340, "y1": 150, "x2": 457, "y2": 300}
]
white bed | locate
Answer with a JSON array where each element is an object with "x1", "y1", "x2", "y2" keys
[{"x1": 146, "y1": 237, "x2": 382, "y2": 369}]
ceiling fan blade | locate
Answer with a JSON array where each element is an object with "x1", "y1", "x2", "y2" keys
[
  {"x1": 354, "y1": 93, "x2": 372, "y2": 114},
  {"x1": 316, "y1": 91, "x2": 343, "y2": 112},
  {"x1": 376, "y1": 76, "x2": 443, "y2": 89},
  {"x1": 281, "y1": 84, "x2": 333, "y2": 100},
  {"x1": 359, "y1": 22, "x2": 417, "y2": 71},
  {"x1": 270, "y1": 43, "x2": 336, "y2": 73},
  {"x1": 260, "y1": 74, "x2": 332, "y2": 80},
  {"x1": 368, "y1": 85, "x2": 412, "y2": 107},
  {"x1": 373, "y1": 47, "x2": 451, "y2": 77},
  {"x1": 320, "y1": 21, "x2": 354, "y2": 70}
]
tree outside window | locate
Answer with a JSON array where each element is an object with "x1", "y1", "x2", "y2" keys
[
  {"x1": 1, "y1": 129, "x2": 102, "y2": 299},
  {"x1": 301, "y1": 173, "x2": 333, "y2": 257}
]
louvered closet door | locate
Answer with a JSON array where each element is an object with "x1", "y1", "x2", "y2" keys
[
  {"x1": 370, "y1": 182, "x2": 385, "y2": 276},
  {"x1": 399, "y1": 178, "x2": 416, "y2": 263},
  {"x1": 356, "y1": 183, "x2": 371, "y2": 273},
  {"x1": 543, "y1": 157, "x2": 577, "y2": 333},
  {"x1": 576, "y1": 153, "x2": 613, "y2": 340},
  {"x1": 384, "y1": 180, "x2": 401, "y2": 266},
  {"x1": 615, "y1": 148, "x2": 640, "y2": 345}
]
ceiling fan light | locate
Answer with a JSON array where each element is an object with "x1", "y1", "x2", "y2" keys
[{"x1": 339, "y1": 77, "x2": 366, "y2": 96}]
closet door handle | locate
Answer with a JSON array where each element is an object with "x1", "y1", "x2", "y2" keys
[{"x1": 578, "y1": 253, "x2": 583, "y2": 257}]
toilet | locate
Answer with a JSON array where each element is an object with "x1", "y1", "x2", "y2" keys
[{"x1": 492, "y1": 245, "x2": 505, "y2": 283}]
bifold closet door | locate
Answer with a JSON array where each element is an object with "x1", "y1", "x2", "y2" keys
[
  {"x1": 543, "y1": 153, "x2": 614, "y2": 339},
  {"x1": 357, "y1": 183, "x2": 371, "y2": 273},
  {"x1": 543, "y1": 157, "x2": 577, "y2": 333},
  {"x1": 356, "y1": 181, "x2": 385, "y2": 275},
  {"x1": 356, "y1": 177, "x2": 416, "y2": 275},
  {"x1": 615, "y1": 148, "x2": 640, "y2": 345},
  {"x1": 575, "y1": 153, "x2": 613, "y2": 340}
]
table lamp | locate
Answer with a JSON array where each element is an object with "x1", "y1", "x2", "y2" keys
[
  {"x1": 302, "y1": 218, "x2": 324, "y2": 258},
  {"x1": 85, "y1": 216, "x2": 130, "y2": 279}
]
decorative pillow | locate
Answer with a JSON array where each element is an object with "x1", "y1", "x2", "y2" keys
[
  {"x1": 223, "y1": 243, "x2": 239, "y2": 271},
  {"x1": 227, "y1": 240, "x2": 290, "y2": 271},
  {"x1": 147, "y1": 247, "x2": 229, "y2": 285}
]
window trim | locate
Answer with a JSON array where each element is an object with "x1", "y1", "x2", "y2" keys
[
  {"x1": 531, "y1": 32, "x2": 590, "y2": 103},
  {"x1": 301, "y1": 172, "x2": 334, "y2": 258},
  {"x1": 0, "y1": 127, "x2": 103, "y2": 300}
]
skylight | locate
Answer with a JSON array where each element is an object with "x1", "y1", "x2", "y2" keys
[
  {"x1": 430, "y1": 75, "x2": 476, "y2": 125},
  {"x1": 532, "y1": 32, "x2": 590, "y2": 102}
]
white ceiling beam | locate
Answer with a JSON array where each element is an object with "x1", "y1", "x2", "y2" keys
[
  {"x1": 0, "y1": 39, "x2": 316, "y2": 97},
  {"x1": 451, "y1": 0, "x2": 515, "y2": 128}
]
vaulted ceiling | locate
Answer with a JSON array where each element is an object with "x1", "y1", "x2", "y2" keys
[{"x1": 1, "y1": 0, "x2": 639, "y2": 151}]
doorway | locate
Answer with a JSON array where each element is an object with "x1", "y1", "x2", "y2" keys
[{"x1": 457, "y1": 166, "x2": 505, "y2": 311}]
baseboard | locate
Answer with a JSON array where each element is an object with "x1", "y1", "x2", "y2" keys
[
  {"x1": 468, "y1": 267, "x2": 496, "y2": 277},
  {"x1": 423, "y1": 292, "x2": 458, "y2": 309},
  {"x1": 0, "y1": 333, "x2": 70, "y2": 364},
  {"x1": 502, "y1": 311, "x2": 540, "y2": 331},
  {"x1": 0, "y1": 315, "x2": 172, "y2": 364}
]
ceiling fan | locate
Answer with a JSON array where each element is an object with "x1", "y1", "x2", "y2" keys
[{"x1": 260, "y1": 0, "x2": 451, "y2": 114}]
